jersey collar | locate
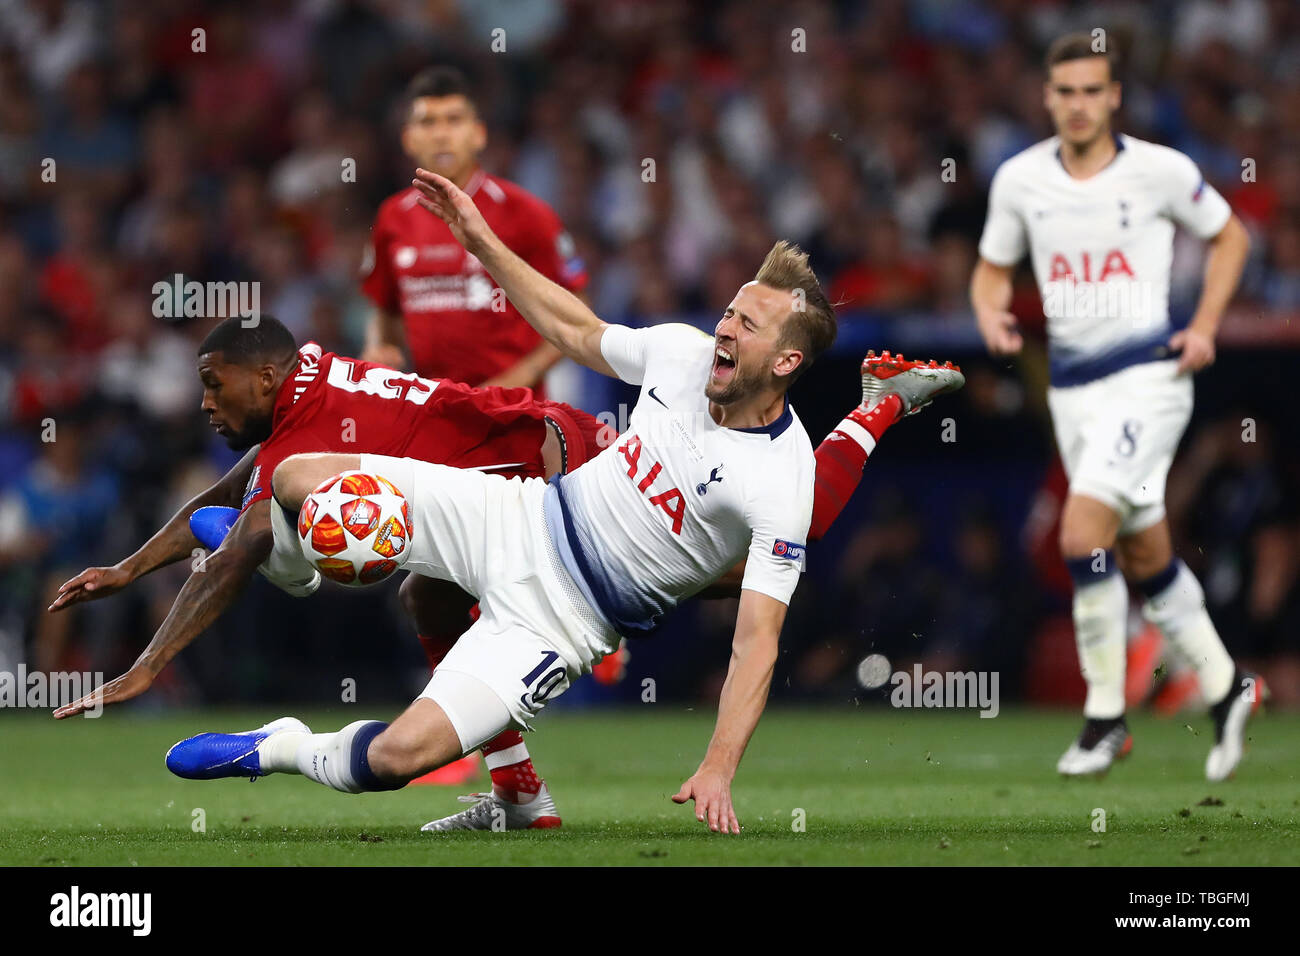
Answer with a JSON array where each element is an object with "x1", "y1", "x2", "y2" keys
[
  {"x1": 1054, "y1": 132, "x2": 1125, "y2": 176},
  {"x1": 730, "y1": 395, "x2": 793, "y2": 440}
]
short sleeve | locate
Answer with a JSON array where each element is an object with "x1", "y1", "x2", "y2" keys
[
  {"x1": 359, "y1": 212, "x2": 399, "y2": 313},
  {"x1": 978, "y1": 164, "x2": 1028, "y2": 267},
  {"x1": 599, "y1": 323, "x2": 711, "y2": 386},
  {"x1": 1160, "y1": 151, "x2": 1232, "y2": 240},
  {"x1": 739, "y1": 475, "x2": 814, "y2": 607}
]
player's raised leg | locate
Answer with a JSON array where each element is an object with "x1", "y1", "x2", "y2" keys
[
  {"x1": 811, "y1": 351, "x2": 964, "y2": 540},
  {"x1": 1056, "y1": 493, "x2": 1133, "y2": 776},
  {"x1": 1118, "y1": 518, "x2": 1266, "y2": 781}
]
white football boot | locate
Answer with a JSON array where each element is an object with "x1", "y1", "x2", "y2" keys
[
  {"x1": 421, "y1": 782, "x2": 562, "y2": 832},
  {"x1": 1205, "y1": 671, "x2": 1267, "y2": 782},
  {"x1": 1057, "y1": 717, "x2": 1133, "y2": 776}
]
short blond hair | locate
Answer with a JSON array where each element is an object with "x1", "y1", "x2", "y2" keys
[{"x1": 754, "y1": 240, "x2": 837, "y2": 383}]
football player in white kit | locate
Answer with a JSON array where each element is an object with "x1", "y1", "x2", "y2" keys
[
  {"x1": 971, "y1": 33, "x2": 1259, "y2": 779},
  {"x1": 165, "y1": 167, "x2": 963, "y2": 833}
]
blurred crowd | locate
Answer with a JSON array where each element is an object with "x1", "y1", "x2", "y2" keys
[{"x1": 0, "y1": 0, "x2": 1297, "y2": 707}]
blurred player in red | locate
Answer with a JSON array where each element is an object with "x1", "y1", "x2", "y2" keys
[{"x1": 360, "y1": 66, "x2": 586, "y2": 394}]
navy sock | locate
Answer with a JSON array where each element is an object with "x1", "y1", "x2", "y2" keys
[
  {"x1": 350, "y1": 721, "x2": 405, "y2": 792},
  {"x1": 1064, "y1": 549, "x2": 1117, "y2": 587},
  {"x1": 1135, "y1": 558, "x2": 1180, "y2": 600}
]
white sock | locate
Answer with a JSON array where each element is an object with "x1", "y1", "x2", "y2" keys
[
  {"x1": 257, "y1": 720, "x2": 394, "y2": 794},
  {"x1": 1069, "y1": 557, "x2": 1129, "y2": 719},
  {"x1": 1141, "y1": 561, "x2": 1235, "y2": 704}
]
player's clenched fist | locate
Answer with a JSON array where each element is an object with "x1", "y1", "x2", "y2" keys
[
  {"x1": 47, "y1": 565, "x2": 133, "y2": 613},
  {"x1": 411, "y1": 168, "x2": 494, "y2": 254},
  {"x1": 976, "y1": 308, "x2": 1024, "y2": 356},
  {"x1": 1169, "y1": 326, "x2": 1216, "y2": 374},
  {"x1": 673, "y1": 767, "x2": 742, "y2": 835}
]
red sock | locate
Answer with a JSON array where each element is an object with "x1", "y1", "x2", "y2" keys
[
  {"x1": 809, "y1": 394, "x2": 901, "y2": 541},
  {"x1": 417, "y1": 634, "x2": 455, "y2": 671},
  {"x1": 483, "y1": 730, "x2": 541, "y2": 802},
  {"x1": 416, "y1": 602, "x2": 481, "y2": 671}
]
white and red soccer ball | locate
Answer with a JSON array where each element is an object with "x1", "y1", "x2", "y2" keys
[{"x1": 297, "y1": 472, "x2": 412, "y2": 586}]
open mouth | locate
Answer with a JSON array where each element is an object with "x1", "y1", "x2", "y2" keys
[{"x1": 711, "y1": 343, "x2": 736, "y2": 382}]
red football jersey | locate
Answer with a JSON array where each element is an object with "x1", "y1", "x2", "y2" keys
[
  {"x1": 240, "y1": 343, "x2": 568, "y2": 513},
  {"x1": 360, "y1": 169, "x2": 587, "y2": 388}
]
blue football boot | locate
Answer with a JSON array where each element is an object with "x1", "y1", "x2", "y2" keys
[{"x1": 166, "y1": 716, "x2": 310, "y2": 780}]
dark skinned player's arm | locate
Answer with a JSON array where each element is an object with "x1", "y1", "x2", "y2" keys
[
  {"x1": 49, "y1": 447, "x2": 259, "y2": 612},
  {"x1": 53, "y1": 500, "x2": 273, "y2": 718}
]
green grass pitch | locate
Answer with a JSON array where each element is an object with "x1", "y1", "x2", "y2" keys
[{"x1": 1, "y1": 707, "x2": 1296, "y2": 866}]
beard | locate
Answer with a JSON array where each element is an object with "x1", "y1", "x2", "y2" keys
[
  {"x1": 223, "y1": 411, "x2": 273, "y2": 451},
  {"x1": 705, "y1": 362, "x2": 761, "y2": 405}
]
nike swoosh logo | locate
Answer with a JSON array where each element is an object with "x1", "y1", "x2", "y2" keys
[{"x1": 648, "y1": 387, "x2": 668, "y2": 408}]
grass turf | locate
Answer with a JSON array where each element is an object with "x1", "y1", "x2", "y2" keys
[{"x1": 1, "y1": 706, "x2": 1296, "y2": 866}]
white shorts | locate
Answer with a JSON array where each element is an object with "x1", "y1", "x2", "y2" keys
[
  {"x1": 1046, "y1": 359, "x2": 1192, "y2": 535},
  {"x1": 358, "y1": 454, "x2": 619, "y2": 732}
]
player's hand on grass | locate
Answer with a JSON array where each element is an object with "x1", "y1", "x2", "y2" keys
[
  {"x1": 975, "y1": 309, "x2": 1023, "y2": 356},
  {"x1": 673, "y1": 766, "x2": 741, "y2": 834},
  {"x1": 412, "y1": 168, "x2": 495, "y2": 253},
  {"x1": 53, "y1": 666, "x2": 153, "y2": 719},
  {"x1": 48, "y1": 564, "x2": 133, "y2": 613},
  {"x1": 1169, "y1": 326, "x2": 1216, "y2": 374}
]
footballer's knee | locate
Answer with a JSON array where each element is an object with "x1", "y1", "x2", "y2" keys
[
  {"x1": 1059, "y1": 495, "x2": 1120, "y2": 560},
  {"x1": 366, "y1": 703, "x2": 461, "y2": 779}
]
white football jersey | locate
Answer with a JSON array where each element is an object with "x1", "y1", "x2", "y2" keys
[
  {"x1": 978, "y1": 134, "x2": 1231, "y2": 386},
  {"x1": 542, "y1": 323, "x2": 815, "y2": 635}
]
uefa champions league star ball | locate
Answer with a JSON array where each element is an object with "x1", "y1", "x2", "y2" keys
[{"x1": 297, "y1": 471, "x2": 413, "y2": 586}]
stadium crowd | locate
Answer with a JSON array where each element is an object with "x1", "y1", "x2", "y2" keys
[{"x1": 0, "y1": 0, "x2": 1297, "y2": 709}]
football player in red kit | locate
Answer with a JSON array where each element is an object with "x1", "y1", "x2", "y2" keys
[
  {"x1": 50, "y1": 315, "x2": 607, "y2": 813},
  {"x1": 360, "y1": 67, "x2": 586, "y2": 393}
]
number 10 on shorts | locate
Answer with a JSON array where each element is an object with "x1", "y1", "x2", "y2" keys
[{"x1": 520, "y1": 650, "x2": 568, "y2": 712}]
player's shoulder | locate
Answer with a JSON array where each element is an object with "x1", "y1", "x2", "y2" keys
[
  {"x1": 475, "y1": 172, "x2": 552, "y2": 216},
  {"x1": 739, "y1": 402, "x2": 815, "y2": 470},
  {"x1": 735, "y1": 404, "x2": 815, "y2": 509},
  {"x1": 1117, "y1": 134, "x2": 1199, "y2": 174},
  {"x1": 990, "y1": 137, "x2": 1060, "y2": 182},
  {"x1": 375, "y1": 186, "x2": 423, "y2": 217},
  {"x1": 640, "y1": 322, "x2": 716, "y2": 364}
]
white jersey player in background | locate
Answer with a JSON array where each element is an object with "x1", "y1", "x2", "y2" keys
[
  {"x1": 971, "y1": 33, "x2": 1259, "y2": 780},
  {"x1": 164, "y1": 168, "x2": 961, "y2": 833}
]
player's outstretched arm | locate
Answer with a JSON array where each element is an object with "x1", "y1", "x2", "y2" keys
[
  {"x1": 53, "y1": 500, "x2": 274, "y2": 718},
  {"x1": 673, "y1": 589, "x2": 785, "y2": 834},
  {"x1": 48, "y1": 447, "x2": 259, "y2": 613},
  {"x1": 970, "y1": 258, "x2": 1022, "y2": 356},
  {"x1": 410, "y1": 168, "x2": 617, "y2": 378}
]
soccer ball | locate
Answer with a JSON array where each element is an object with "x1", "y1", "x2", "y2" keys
[{"x1": 297, "y1": 471, "x2": 413, "y2": 586}]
